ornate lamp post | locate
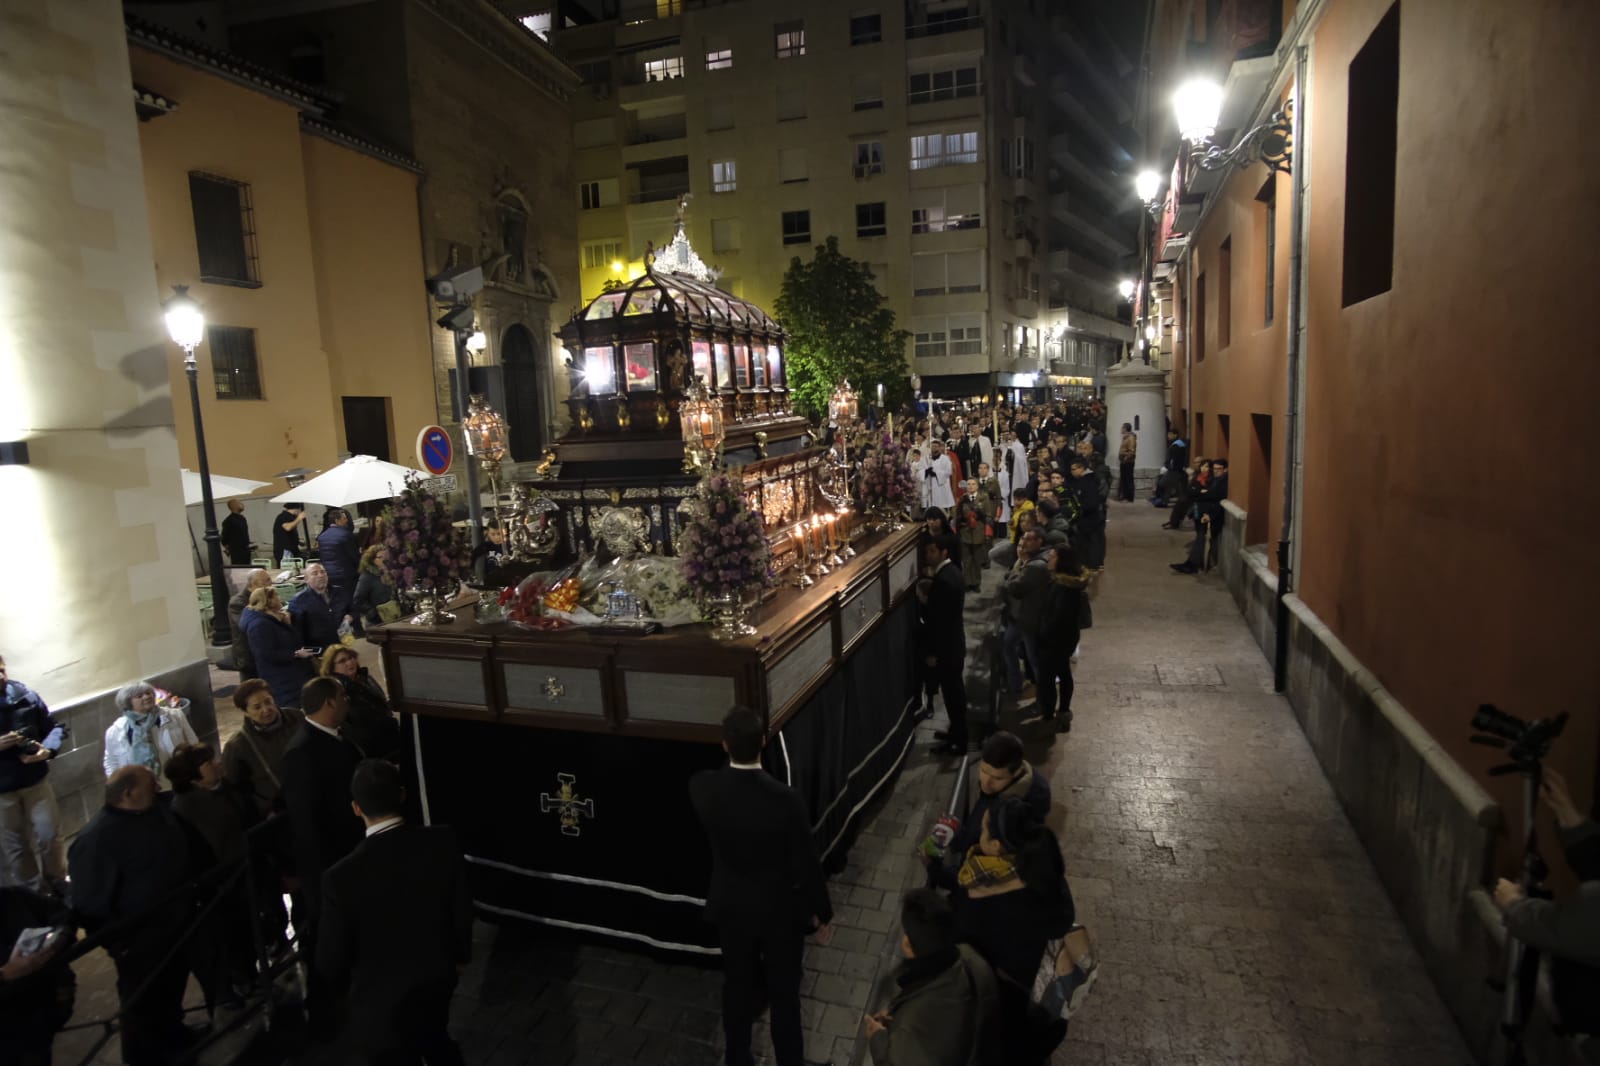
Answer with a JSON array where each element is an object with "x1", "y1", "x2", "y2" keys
[
  {"x1": 462, "y1": 393, "x2": 510, "y2": 515},
  {"x1": 679, "y1": 376, "x2": 725, "y2": 472},
  {"x1": 163, "y1": 286, "x2": 231, "y2": 646},
  {"x1": 827, "y1": 380, "x2": 859, "y2": 558}
]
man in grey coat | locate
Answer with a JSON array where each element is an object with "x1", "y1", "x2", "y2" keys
[{"x1": 866, "y1": 889, "x2": 997, "y2": 1066}]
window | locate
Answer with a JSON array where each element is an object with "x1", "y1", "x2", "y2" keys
[
  {"x1": 914, "y1": 323, "x2": 947, "y2": 358},
  {"x1": 781, "y1": 210, "x2": 811, "y2": 245},
  {"x1": 711, "y1": 160, "x2": 737, "y2": 193},
  {"x1": 850, "y1": 13, "x2": 882, "y2": 44},
  {"x1": 852, "y1": 75, "x2": 883, "y2": 111},
  {"x1": 188, "y1": 173, "x2": 258, "y2": 286},
  {"x1": 1342, "y1": 1, "x2": 1400, "y2": 306},
  {"x1": 207, "y1": 326, "x2": 262, "y2": 399},
  {"x1": 711, "y1": 217, "x2": 741, "y2": 252},
  {"x1": 777, "y1": 84, "x2": 807, "y2": 121},
  {"x1": 856, "y1": 202, "x2": 886, "y2": 237},
  {"x1": 779, "y1": 148, "x2": 808, "y2": 184},
  {"x1": 575, "y1": 60, "x2": 611, "y2": 88},
  {"x1": 705, "y1": 48, "x2": 732, "y2": 70},
  {"x1": 1001, "y1": 324, "x2": 1012, "y2": 358},
  {"x1": 582, "y1": 239, "x2": 623, "y2": 270},
  {"x1": 1218, "y1": 237, "x2": 1232, "y2": 348},
  {"x1": 1258, "y1": 177, "x2": 1276, "y2": 324},
  {"x1": 642, "y1": 56, "x2": 684, "y2": 81},
  {"x1": 578, "y1": 179, "x2": 619, "y2": 209},
  {"x1": 910, "y1": 184, "x2": 982, "y2": 232},
  {"x1": 775, "y1": 19, "x2": 805, "y2": 57},
  {"x1": 706, "y1": 100, "x2": 735, "y2": 131},
  {"x1": 853, "y1": 141, "x2": 885, "y2": 178},
  {"x1": 1000, "y1": 136, "x2": 1035, "y2": 178},
  {"x1": 950, "y1": 316, "x2": 983, "y2": 355},
  {"x1": 911, "y1": 250, "x2": 982, "y2": 295},
  {"x1": 909, "y1": 131, "x2": 978, "y2": 170},
  {"x1": 1195, "y1": 272, "x2": 1207, "y2": 362},
  {"x1": 519, "y1": 12, "x2": 552, "y2": 39},
  {"x1": 574, "y1": 117, "x2": 616, "y2": 148},
  {"x1": 908, "y1": 65, "x2": 980, "y2": 103}
]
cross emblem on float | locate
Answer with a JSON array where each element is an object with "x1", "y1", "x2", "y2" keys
[{"x1": 539, "y1": 772, "x2": 595, "y2": 837}]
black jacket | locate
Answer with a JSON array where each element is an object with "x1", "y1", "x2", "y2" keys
[
  {"x1": 316, "y1": 825, "x2": 472, "y2": 1041},
  {"x1": 351, "y1": 570, "x2": 395, "y2": 626},
  {"x1": 240, "y1": 608, "x2": 315, "y2": 708},
  {"x1": 921, "y1": 560, "x2": 967, "y2": 669},
  {"x1": 688, "y1": 766, "x2": 832, "y2": 934},
  {"x1": 289, "y1": 587, "x2": 340, "y2": 648},
  {"x1": 1195, "y1": 472, "x2": 1230, "y2": 525},
  {"x1": 337, "y1": 671, "x2": 399, "y2": 760},
  {"x1": 0, "y1": 680, "x2": 62, "y2": 794},
  {"x1": 67, "y1": 804, "x2": 197, "y2": 952},
  {"x1": 278, "y1": 722, "x2": 364, "y2": 898},
  {"x1": 953, "y1": 878, "x2": 1076, "y2": 988},
  {"x1": 221, "y1": 511, "x2": 251, "y2": 560}
]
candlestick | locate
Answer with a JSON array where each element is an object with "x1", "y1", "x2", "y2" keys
[
  {"x1": 791, "y1": 523, "x2": 814, "y2": 588},
  {"x1": 838, "y1": 510, "x2": 857, "y2": 558},
  {"x1": 807, "y1": 516, "x2": 830, "y2": 577},
  {"x1": 823, "y1": 514, "x2": 844, "y2": 567},
  {"x1": 876, "y1": 383, "x2": 884, "y2": 410}
]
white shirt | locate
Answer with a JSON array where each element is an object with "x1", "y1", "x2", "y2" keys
[
  {"x1": 365, "y1": 816, "x2": 403, "y2": 838},
  {"x1": 306, "y1": 716, "x2": 341, "y2": 740},
  {"x1": 925, "y1": 453, "x2": 955, "y2": 509},
  {"x1": 729, "y1": 759, "x2": 763, "y2": 771}
]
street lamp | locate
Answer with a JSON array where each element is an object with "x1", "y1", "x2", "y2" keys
[
  {"x1": 1173, "y1": 75, "x2": 1293, "y2": 173},
  {"x1": 1118, "y1": 279, "x2": 1135, "y2": 300},
  {"x1": 1134, "y1": 168, "x2": 1162, "y2": 210},
  {"x1": 163, "y1": 285, "x2": 232, "y2": 647}
]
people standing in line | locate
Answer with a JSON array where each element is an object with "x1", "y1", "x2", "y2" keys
[
  {"x1": 1117, "y1": 424, "x2": 1137, "y2": 502},
  {"x1": 1154, "y1": 428, "x2": 1188, "y2": 514},
  {"x1": 227, "y1": 568, "x2": 273, "y2": 680},
  {"x1": 0, "y1": 655, "x2": 67, "y2": 895},
  {"x1": 865, "y1": 889, "x2": 999, "y2": 1066},
  {"x1": 221, "y1": 499, "x2": 253, "y2": 566},
  {"x1": 955, "y1": 488, "x2": 989, "y2": 591},
  {"x1": 1066, "y1": 459, "x2": 1107, "y2": 571},
  {"x1": 689, "y1": 706, "x2": 834, "y2": 1066},
  {"x1": 921, "y1": 535, "x2": 971, "y2": 758},
  {"x1": 924, "y1": 440, "x2": 956, "y2": 510},
  {"x1": 290, "y1": 563, "x2": 345, "y2": 652},
  {"x1": 1171, "y1": 457, "x2": 1229, "y2": 574},
  {"x1": 101, "y1": 681, "x2": 199, "y2": 788},
  {"x1": 240, "y1": 587, "x2": 317, "y2": 709},
  {"x1": 222, "y1": 679, "x2": 306, "y2": 818},
  {"x1": 316, "y1": 509, "x2": 360, "y2": 622},
  {"x1": 320, "y1": 647, "x2": 399, "y2": 760},
  {"x1": 1036, "y1": 547, "x2": 1088, "y2": 730},
  {"x1": 68, "y1": 766, "x2": 200, "y2": 1066},
  {"x1": 0, "y1": 880, "x2": 76, "y2": 1063},
  {"x1": 932, "y1": 733, "x2": 1051, "y2": 884},
  {"x1": 273, "y1": 503, "x2": 308, "y2": 563},
  {"x1": 351, "y1": 546, "x2": 397, "y2": 636},
  {"x1": 1000, "y1": 530, "x2": 1050, "y2": 710},
  {"x1": 974, "y1": 463, "x2": 1002, "y2": 546},
  {"x1": 318, "y1": 760, "x2": 473, "y2": 1066},
  {"x1": 278, "y1": 676, "x2": 364, "y2": 1038}
]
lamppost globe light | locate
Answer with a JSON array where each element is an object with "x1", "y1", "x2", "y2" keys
[
  {"x1": 1118, "y1": 279, "x2": 1135, "y2": 300},
  {"x1": 465, "y1": 330, "x2": 488, "y2": 354},
  {"x1": 1173, "y1": 77, "x2": 1225, "y2": 144},
  {"x1": 163, "y1": 285, "x2": 205, "y2": 352},
  {"x1": 1134, "y1": 168, "x2": 1162, "y2": 204}
]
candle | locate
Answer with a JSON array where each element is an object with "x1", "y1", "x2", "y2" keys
[{"x1": 877, "y1": 383, "x2": 885, "y2": 409}]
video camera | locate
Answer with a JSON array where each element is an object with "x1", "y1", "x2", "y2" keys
[{"x1": 1469, "y1": 704, "x2": 1568, "y2": 776}]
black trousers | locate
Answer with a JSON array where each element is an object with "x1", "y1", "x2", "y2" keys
[
  {"x1": 344, "y1": 979, "x2": 463, "y2": 1066},
  {"x1": 112, "y1": 940, "x2": 191, "y2": 1066},
  {"x1": 933, "y1": 658, "x2": 969, "y2": 746},
  {"x1": 1036, "y1": 646, "x2": 1076, "y2": 719},
  {"x1": 718, "y1": 922, "x2": 806, "y2": 1066},
  {"x1": 1118, "y1": 461, "x2": 1135, "y2": 501}
]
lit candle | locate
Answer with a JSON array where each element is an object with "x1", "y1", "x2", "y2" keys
[{"x1": 877, "y1": 383, "x2": 884, "y2": 409}]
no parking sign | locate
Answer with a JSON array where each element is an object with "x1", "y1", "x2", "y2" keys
[{"x1": 416, "y1": 425, "x2": 453, "y2": 476}]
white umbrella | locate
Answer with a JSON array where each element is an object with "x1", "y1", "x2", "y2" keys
[
  {"x1": 180, "y1": 469, "x2": 272, "y2": 507},
  {"x1": 270, "y1": 455, "x2": 430, "y2": 506}
]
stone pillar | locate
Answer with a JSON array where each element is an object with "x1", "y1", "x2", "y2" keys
[
  {"x1": 1, "y1": 0, "x2": 212, "y2": 831},
  {"x1": 1104, "y1": 357, "x2": 1169, "y2": 498}
]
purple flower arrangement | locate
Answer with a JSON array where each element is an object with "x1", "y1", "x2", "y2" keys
[
  {"x1": 377, "y1": 475, "x2": 469, "y2": 593},
  {"x1": 857, "y1": 433, "x2": 915, "y2": 514},
  {"x1": 678, "y1": 471, "x2": 773, "y2": 600}
]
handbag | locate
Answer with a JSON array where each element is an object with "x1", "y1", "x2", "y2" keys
[
  {"x1": 1031, "y1": 923, "x2": 1099, "y2": 1020},
  {"x1": 376, "y1": 600, "x2": 403, "y2": 623}
]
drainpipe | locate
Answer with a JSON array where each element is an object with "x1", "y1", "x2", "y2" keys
[{"x1": 1274, "y1": 45, "x2": 1308, "y2": 693}]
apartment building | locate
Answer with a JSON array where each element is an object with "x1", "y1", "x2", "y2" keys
[{"x1": 534, "y1": 0, "x2": 1136, "y2": 398}]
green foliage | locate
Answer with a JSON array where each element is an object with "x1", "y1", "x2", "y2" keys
[{"x1": 774, "y1": 237, "x2": 911, "y2": 420}]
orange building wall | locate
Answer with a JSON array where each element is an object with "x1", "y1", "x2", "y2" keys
[
  {"x1": 300, "y1": 136, "x2": 435, "y2": 468},
  {"x1": 1296, "y1": 0, "x2": 1600, "y2": 813},
  {"x1": 133, "y1": 49, "x2": 339, "y2": 482}
]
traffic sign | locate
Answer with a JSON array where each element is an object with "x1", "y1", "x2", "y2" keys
[{"x1": 417, "y1": 425, "x2": 453, "y2": 475}]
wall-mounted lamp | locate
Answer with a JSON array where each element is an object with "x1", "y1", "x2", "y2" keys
[
  {"x1": 1173, "y1": 76, "x2": 1293, "y2": 173},
  {"x1": 1134, "y1": 168, "x2": 1162, "y2": 216},
  {"x1": 0, "y1": 441, "x2": 30, "y2": 465},
  {"x1": 1118, "y1": 279, "x2": 1135, "y2": 300},
  {"x1": 465, "y1": 330, "x2": 488, "y2": 354}
]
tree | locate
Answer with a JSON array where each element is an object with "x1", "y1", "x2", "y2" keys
[{"x1": 774, "y1": 237, "x2": 911, "y2": 419}]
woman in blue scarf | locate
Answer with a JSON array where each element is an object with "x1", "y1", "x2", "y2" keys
[{"x1": 101, "y1": 681, "x2": 198, "y2": 788}]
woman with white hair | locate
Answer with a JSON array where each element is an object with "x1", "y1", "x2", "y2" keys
[{"x1": 101, "y1": 681, "x2": 198, "y2": 787}]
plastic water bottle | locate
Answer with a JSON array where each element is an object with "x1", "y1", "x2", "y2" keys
[{"x1": 280, "y1": 550, "x2": 294, "y2": 571}]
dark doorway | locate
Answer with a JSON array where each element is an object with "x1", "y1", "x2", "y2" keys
[
  {"x1": 1248, "y1": 413, "x2": 1273, "y2": 546},
  {"x1": 342, "y1": 396, "x2": 392, "y2": 461},
  {"x1": 501, "y1": 323, "x2": 544, "y2": 461}
]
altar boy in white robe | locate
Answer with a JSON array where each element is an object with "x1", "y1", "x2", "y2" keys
[
  {"x1": 924, "y1": 440, "x2": 956, "y2": 510},
  {"x1": 997, "y1": 432, "x2": 1028, "y2": 523},
  {"x1": 909, "y1": 448, "x2": 930, "y2": 509}
]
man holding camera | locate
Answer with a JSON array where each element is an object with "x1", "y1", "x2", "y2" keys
[
  {"x1": 0, "y1": 655, "x2": 67, "y2": 895},
  {"x1": 1494, "y1": 768, "x2": 1600, "y2": 1039}
]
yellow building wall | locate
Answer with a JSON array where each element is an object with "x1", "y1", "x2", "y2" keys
[
  {"x1": 300, "y1": 135, "x2": 435, "y2": 467},
  {"x1": 132, "y1": 47, "x2": 338, "y2": 482}
]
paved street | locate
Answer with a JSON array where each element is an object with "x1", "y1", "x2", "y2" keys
[{"x1": 51, "y1": 502, "x2": 1474, "y2": 1066}]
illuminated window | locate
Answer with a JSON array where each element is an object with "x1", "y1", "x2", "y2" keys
[
  {"x1": 582, "y1": 240, "x2": 623, "y2": 270},
  {"x1": 711, "y1": 160, "x2": 737, "y2": 193},
  {"x1": 909, "y1": 131, "x2": 978, "y2": 170},
  {"x1": 643, "y1": 56, "x2": 684, "y2": 81},
  {"x1": 705, "y1": 48, "x2": 732, "y2": 70},
  {"x1": 775, "y1": 19, "x2": 805, "y2": 58},
  {"x1": 584, "y1": 346, "x2": 616, "y2": 394}
]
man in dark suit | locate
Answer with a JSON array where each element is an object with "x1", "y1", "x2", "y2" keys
[
  {"x1": 689, "y1": 706, "x2": 834, "y2": 1066},
  {"x1": 317, "y1": 759, "x2": 472, "y2": 1066},
  {"x1": 279, "y1": 676, "x2": 363, "y2": 1033},
  {"x1": 921, "y1": 534, "x2": 971, "y2": 756},
  {"x1": 1172, "y1": 456, "x2": 1229, "y2": 573}
]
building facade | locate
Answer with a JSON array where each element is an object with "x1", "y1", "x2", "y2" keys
[
  {"x1": 536, "y1": 0, "x2": 1135, "y2": 400},
  {"x1": 221, "y1": 0, "x2": 582, "y2": 462},
  {"x1": 129, "y1": 15, "x2": 438, "y2": 481},
  {"x1": 1147, "y1": 0, "x2": 1600, "y2": 1058}
]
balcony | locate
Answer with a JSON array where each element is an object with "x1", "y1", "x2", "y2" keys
[
  {"x1": 906, "y1": 4, "x2": 982, "y2": 40},
  {"x1": 1011, "y1": 294, "x2": 1040, "y2": 319}
]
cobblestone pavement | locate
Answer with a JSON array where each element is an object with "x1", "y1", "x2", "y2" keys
[{"x1": 51, "y1": 503, "x2": 1473, "y2": 1065}]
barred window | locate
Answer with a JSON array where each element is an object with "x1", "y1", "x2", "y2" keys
[
  {"x1": 207, "y1": 326, "x2": 262, "y2": 400},
  {"x1": 189, "y1": 173, "x2": 259, "y2": 287}
]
